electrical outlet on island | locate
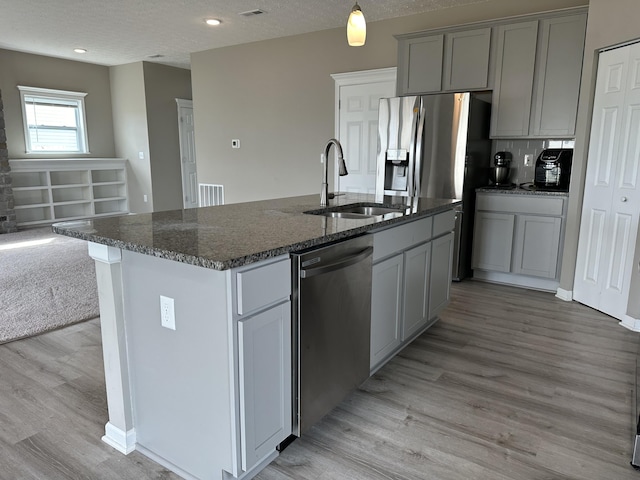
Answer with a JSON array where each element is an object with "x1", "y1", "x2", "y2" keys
[
  {"x1": 524, "y1": 154, "x2": 534, "y2": 167},
  {"x1": 160, "y1": 295, "x2": 176, "y2": 330}
]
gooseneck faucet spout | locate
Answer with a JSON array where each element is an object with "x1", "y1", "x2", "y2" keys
[{"x1": 321, "y1": 138, "x2": 348, "y2": 206}]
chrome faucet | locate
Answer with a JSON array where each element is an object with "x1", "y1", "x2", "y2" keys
[{"x1": 321, "y1": 138, "x2": 348, "y2": 206}]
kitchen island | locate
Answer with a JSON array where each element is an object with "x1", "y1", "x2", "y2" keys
[{"x1": 53, "y1": 193, "x2": 459, "y2": 480}]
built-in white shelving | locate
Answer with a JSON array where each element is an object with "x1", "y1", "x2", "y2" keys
[{"x1": 9, "y1": 158, "x2": 129, "y2": 226}]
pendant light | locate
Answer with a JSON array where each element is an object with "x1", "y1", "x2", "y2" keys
[{"x1": 347, "y1": 2, "x2": 366, "y2": 47}]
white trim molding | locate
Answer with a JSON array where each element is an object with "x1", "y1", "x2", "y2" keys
[
  {"x1": 619, "y1": 315, "x2": 640, "y2": 332},
  {"x1": 103, "y1": 422, "x2": 136, "y2": 455},
  {"x1": 555, "y1": 287, "x2": 573, "y2": 301},
  {"x1": 89, "y1": 244, "x2": 135, "y2": 456},
  {"x1": 88, "y1": 242, "x2": 122, "y2": 264},
  {"x1": 330, "y1": 67, "x2": 397, "y2": 191},
  {"x1": 175, "y1": 98, "x2": 193, "y2": 109},
  {"x1": 331, "y1": 67, "x2": 397, "y2": 142},
  {"x1": 330, "y1": 66, "x2": 397, "y2": 86}
]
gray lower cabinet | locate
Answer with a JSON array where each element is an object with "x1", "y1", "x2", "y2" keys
[
  {"x1": 236, "y1": 301, "x2": 291, "y2": 472},
  {"x1": 472, "y1": 193, "x2": 567, "y2": 290},
  {"x1": 471, "y1": 212, "x2": 515, "y2": 272},
  {"x1": 369, "y1": 210, "x2": 455, "y2": 372},
  {"x1": 371, "y1": 254, "x2": 404, "y2": 368},
  {"x1": 232, "y1": 257, "x2": 292, "y2": 474},
  {"x1": 402, "y1": 241, "x2": 431, "y2": 341},
  {"x1": 120, "y1": 252, "x2": 292, "y2": 480},
  {"x1": 512, "y1": 215, "x2": 562, "y2": 278},
  {"x1": 429, "y1": 232, "x2": 455, "y2": 317}
]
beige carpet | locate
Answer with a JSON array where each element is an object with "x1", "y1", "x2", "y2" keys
[{"x1": 0, "y1": 227, "x2": 99, "y2": 344}]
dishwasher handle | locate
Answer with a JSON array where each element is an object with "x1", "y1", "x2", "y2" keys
[{"x1": 300, "y1": 246, "x2": 373, "y2": 279}]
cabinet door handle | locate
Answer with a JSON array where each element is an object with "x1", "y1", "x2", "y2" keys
[{"x1": 621, "y1": 196, "x2": 628, "y2": 202}]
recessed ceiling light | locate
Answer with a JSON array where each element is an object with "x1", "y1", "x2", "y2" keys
[
  {"x1": 74, "y1": 48, "x2": 87, "y2": 54},
  {"x1": 205, "y1": 18, "x2": 221, "y2": 26}
]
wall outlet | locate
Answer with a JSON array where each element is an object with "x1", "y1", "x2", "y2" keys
[
  {"x1": 160, "y1": 295, "x2": 176, "y2": 330},
  {"x1": 143, "y1": 194, "x2": 148, "y2": 203},
  {"x1": 524, "y1": 154, "x2": 534, "y2": 167},
  {"x1": 231, "y1": 139, "x2": 240, "y2": 149}
]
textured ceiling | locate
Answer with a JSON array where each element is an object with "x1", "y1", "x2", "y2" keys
[{"x1": 0, "y1": 0, "x2": 489, "y2": 69}]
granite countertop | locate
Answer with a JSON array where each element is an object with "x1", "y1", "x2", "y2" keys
[
  {"x1": 476, "y1": 185, "x2": 569, "y2": 197},
  {"x1": 52, "y1": 193, "x2": 460, "y2": 270}
]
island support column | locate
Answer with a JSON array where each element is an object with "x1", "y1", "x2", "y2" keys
[{"x1": 88, "y1": 242, "x2": 136, "y2": 454}]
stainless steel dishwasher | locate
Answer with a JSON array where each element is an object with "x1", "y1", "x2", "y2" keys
[{"x1": 291, "y1": 235, "x2": 373, "y2": 436}]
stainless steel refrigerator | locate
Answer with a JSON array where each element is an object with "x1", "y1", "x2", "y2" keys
[{"x1": 375, "y1": 92, "x2": 492, "y2": 281}]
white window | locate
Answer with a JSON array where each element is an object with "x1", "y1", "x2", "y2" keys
[{"x1": 17, "y1": 86, "x2": 89, "y2": 154}]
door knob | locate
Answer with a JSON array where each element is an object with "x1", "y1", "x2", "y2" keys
[{"x1": 621, "y1": 196, "x2": 628, "y2": 202}]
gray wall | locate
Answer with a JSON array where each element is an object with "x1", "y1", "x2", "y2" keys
[
  {"x1": 110, "y1": 63, "x2": 153, "y2": 213},
  {"x1": 110, "y1": 62, "x2": 192, "y2": 213},
  {"x1": 0, "y1": 49, "x2": 190, "y2": 214},
  {"x1": 143, "y1": 62, "x2": 192, "y2": 212},
  {"x1": 558, "y1": 0, "x2": 640, "y2": 317},
  {"x1": 0, "y1": 48, "x2": 115, "y2": 159},
  {"x1": 191, "y1": 0, "x2": 585, "y2": 205}
]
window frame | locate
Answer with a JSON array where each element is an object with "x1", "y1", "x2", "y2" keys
[{"x1": 17, "y1": 85, "x2": 89, "y2": 155}]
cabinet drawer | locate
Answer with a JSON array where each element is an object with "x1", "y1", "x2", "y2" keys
[
  {"x1": 236, "y1": 257, "x2": 291, "y2": 315},
  {"x1": 433, "y1": 209, "x2": 456, "y2": 237},
  {"x1": 372, "y1": 216, "x2": 433, "y2": 262},
  {"x1": 477, "y1": 194, "x2": 564, "y2": 216}
]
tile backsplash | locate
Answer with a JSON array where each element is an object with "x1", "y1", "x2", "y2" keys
[{"x1": 491, "y1": 139, "x2": 575, "y2": 185}]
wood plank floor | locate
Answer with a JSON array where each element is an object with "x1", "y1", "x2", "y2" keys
[{"x1": 1, "y1": 280, "x2": 638, "y2": 479}]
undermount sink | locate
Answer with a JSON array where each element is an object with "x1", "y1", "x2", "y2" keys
[{"x1": 304, "y1": 203, "x2": 408, "y2": 220}]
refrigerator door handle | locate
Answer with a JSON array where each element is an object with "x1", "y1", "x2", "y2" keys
[{"x1": 411, "y1": 105, "x2": 426, "y2": 198}]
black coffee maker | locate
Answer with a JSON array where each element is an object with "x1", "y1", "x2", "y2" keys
[{"x1": 534, "y1": 149, "x2": 573, "y2": 191}]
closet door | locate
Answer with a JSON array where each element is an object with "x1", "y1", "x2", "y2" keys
[{"x1": 574, "y1": 44, "x2": 640, "y2": 323}]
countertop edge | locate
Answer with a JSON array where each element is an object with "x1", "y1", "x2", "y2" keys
[{"x1": 53, "y1": 198, "x2": 460, "y2": 270}]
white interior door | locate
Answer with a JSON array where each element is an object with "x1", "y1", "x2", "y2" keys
[
  {"x1": 176, "y1": 99, "x2": 198, "y2": 209},
  {"x1": 332, "y1": 69, "x2": 396, "y2": 194},
  {"x1": 574, "y1": 43, "x2": 640, "y2": 324}
]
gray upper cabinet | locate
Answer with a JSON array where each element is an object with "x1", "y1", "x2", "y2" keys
[
  {"x1": 530, "y1": 13, "x2": 587, "y2": 137},
  {"x1": 491, "y1": 11, "x2": 587, "y2": 138},
  {"x1": 490, "y1": 21, "x2": 539, "y2": 137},
  {"x1": 397, "y1": 27, "x2": 491, "y2": 95},
  {"x1": 396, "y1": 8, "x2": 587, "y2": 139},
  {"x1": 443, "y1": 27, "x2": 492, "y2": 91},
  {"x1": 399, "y1": 35, "x2": 444, "y2": 94}
]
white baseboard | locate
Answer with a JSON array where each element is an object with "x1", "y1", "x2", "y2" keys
[
  {"x1": 102, "y1": 422, "x2": 136, "y2": 454},
  {"x1": 137, "y1": 443, "x2": 279, "y2": 480},
  {"x1": 136, "y1": 444, "x2": 199, "y2": 480},
  {"x1": 555, "y1": 287, "x2": 573, "y2": 301},
  {"x1": 619, "y1": 315, "x2": 640, "y2": 332},
  {"x1": 473, "y1": 270, "x2": 558, "y2": 292}
]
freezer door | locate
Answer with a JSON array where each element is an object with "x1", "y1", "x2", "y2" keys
[{"x1": 376, "y1": 96, "x2": 423, "y2": 200}]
